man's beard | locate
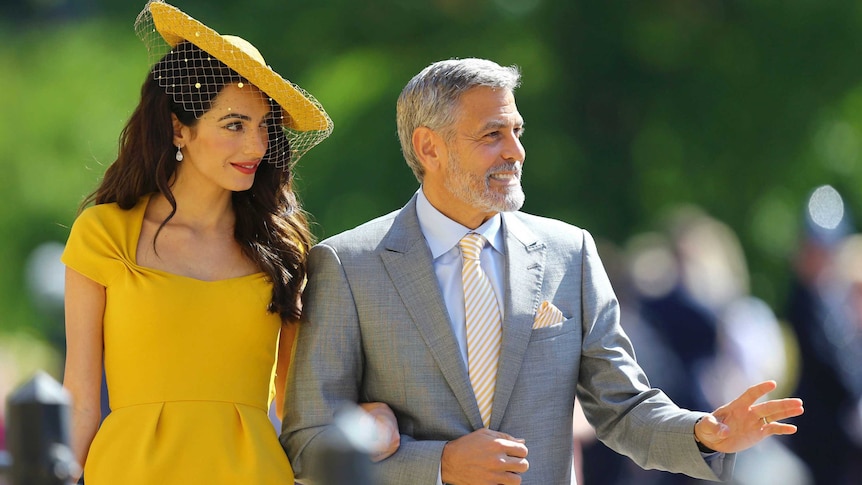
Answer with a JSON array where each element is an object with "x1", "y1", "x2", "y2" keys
[{"x1": 443, "y1": 154, "x2": 525, "y2": 214}]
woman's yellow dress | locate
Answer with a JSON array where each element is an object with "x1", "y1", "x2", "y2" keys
[{"x1": 62, "y1": 195, "x2": 295, "y2": 484}]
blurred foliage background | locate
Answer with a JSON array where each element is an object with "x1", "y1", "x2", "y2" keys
[{"x1": 1, "y1": 0, "x2": 861, "y2": 411}]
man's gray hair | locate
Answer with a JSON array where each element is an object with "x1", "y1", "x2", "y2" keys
[{"x1": 396, "y1": 58, "x2": 521, "y2": 182}]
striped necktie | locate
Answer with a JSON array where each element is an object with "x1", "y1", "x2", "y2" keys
[{"x1": 459, "y1": 232, "x2": 502, "y2": 428}]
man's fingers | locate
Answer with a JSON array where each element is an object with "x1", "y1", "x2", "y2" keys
[
  {"x1": 501, "y1": 440, "x2": 528, "y2": 458},
  {"x1": 762, "y1": 421, "x2": 799, "y2": 435},
  {"x1": 478, "y1": 429, "x2": 529, "y2": 459},
  {"x1": 736, "y1": 380, "x2": 778, "y2": 407},
  {"x1": 505, "y1": 455, "x2": 530, "y2": 474},
  {"x1": 754, "y1": 398, "x2": 805, "y2": 423},
  {"x1": 486, "y1": 429, "x2": 522, "y2": 441}
]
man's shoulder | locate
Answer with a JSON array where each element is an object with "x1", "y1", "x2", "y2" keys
[
  {"x1": 507, "y1": 210, "x2": 588, "y2": 241},
  {"x1": 318, "y1": 208, "x2": 402, "y2": 249}
]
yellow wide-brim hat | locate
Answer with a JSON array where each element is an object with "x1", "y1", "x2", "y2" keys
[{"x1": 138, "y1": 0, "x2": 332, "y2": 136}]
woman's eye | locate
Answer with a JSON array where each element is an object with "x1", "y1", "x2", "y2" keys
[{"x1": 225, "y1": 122, "x2": 243, "y2": 132}]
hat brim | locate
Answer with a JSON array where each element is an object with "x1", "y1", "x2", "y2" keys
[{"x1": 149, "y1": 2, "x2": 329, "y2": 133}]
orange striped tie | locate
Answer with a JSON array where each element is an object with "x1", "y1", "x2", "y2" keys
[{"x1": 459, "y1": 233, "x2": 502, "y2": 428}]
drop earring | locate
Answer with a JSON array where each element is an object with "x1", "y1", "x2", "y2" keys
[{"x1": 175, "y1": 145, "x2": 184, "y2": 162}]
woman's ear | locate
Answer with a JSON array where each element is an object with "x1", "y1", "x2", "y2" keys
[
  {"x1": 171, "y1": 113, "x2": 187, "y2": 147},
  {"x1": 412, "y1": 126, "x2": 446, "y2": 174}
]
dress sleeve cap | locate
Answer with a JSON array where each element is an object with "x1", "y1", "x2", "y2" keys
[{"x1": 61, "y1": 205, "x2": 127, "y2": 286}]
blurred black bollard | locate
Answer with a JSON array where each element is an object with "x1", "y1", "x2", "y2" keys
[
  {"x1": 5, "y1": 371, "x2": 80, "y2": 485},
  {"x1": 316, "y1": 404, "x2": 378, "y2": 485}
]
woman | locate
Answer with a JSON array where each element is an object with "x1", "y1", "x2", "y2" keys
[{"x1": 62, "y1": 2, "x2": 397, "y2": 483}]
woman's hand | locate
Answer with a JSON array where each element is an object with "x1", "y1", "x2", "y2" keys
[{"x1": 358, "y1": 402, "x2": 401, "y2": 462}]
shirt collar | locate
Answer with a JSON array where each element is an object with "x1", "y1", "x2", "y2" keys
[{"x1": 415, "y1": 187, "x2": 504, "y2": 259}]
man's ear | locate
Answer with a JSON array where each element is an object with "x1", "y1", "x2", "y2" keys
[{"x1": 412, "y1": 126, "x2": 446, "y2": 174}]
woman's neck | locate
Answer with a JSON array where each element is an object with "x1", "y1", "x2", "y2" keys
[{"x1": 153, "y1": 177, "x2": 235, "y2": 232}]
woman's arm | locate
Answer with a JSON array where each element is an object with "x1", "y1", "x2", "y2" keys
[
  {"x1": 62, "y1": 267, "x2": 106, "y2": 475},
  {"x1": 274, "y1": 321, "x2": 298, "y2": 421}
]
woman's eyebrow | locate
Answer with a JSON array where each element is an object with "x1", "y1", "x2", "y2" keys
[{"x1": 217, "y1": 113, "x2": 252, "y2": 122}]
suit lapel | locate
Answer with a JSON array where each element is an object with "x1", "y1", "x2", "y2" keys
[
  {"x1": 380, "y1": 196, "x2": 484, "y2": 427},
  {"x1": 490, "y1": 213, "x2": 546, "y2": 429}
]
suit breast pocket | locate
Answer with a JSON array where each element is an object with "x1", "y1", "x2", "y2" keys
[{"x1": 529, "y1": 317, "x2": 578, "y2": 343}]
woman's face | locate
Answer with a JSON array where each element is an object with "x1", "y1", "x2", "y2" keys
[{"x1": 174, "y1": 83, "x2": 272, "y2": 193}]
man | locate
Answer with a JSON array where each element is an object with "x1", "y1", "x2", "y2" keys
[{"x1": 281, "y1": 58, "x2": 804, "y2": 485}]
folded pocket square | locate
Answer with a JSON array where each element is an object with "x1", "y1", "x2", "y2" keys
[{"x1": 533, "y1": 301, "x2": 565, "y2": 329}]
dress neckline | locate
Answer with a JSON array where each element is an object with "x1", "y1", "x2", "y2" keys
[{"x1": 128, "y1": 193, "x2": 265, "y2": 284}]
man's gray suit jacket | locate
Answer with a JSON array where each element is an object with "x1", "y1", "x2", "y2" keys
[{"x1": 281, "y1": 194, "x2": 734, "y2": 484}]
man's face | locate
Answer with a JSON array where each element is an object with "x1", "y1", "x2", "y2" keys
[{"x1": 432, "y1": 86, "x2": 526, "y2": 228}]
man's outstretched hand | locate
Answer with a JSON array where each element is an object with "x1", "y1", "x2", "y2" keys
[{"x1": 694, "y1": 380, "x2": 804, "y2": 453}]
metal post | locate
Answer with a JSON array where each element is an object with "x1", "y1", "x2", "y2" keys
[{"x1": 5, "y1": 371, "x2": 79, "y2": 485}]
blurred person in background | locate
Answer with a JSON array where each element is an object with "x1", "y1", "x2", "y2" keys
[
  {"x1": 60, "y1": 2, "x2": 397, "y2": 483},
  {"x1": 831, "y1": 234, "x2": 862, "y2": 453},
  {"x1": 784, "y1": 185, "x2": 862, "y2": 485},
  {"x1": 632, "y1": 207, "x2": 728, "y2": 414}
]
